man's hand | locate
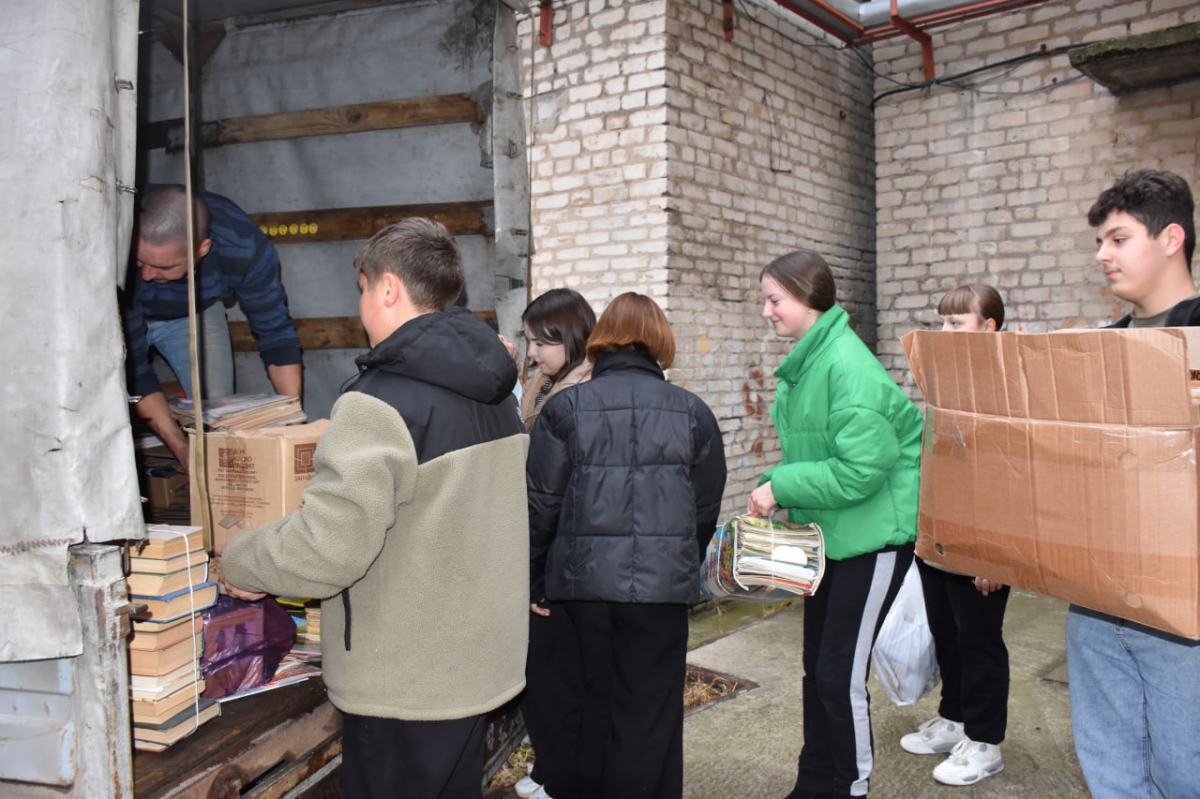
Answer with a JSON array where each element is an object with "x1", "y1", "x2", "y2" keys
[
  {"x1": 212, "y1": 545, "x2": 268, "y2": 602},
  {"x1": 135, "y1": 392, "x2": 190, "y2": 474}
]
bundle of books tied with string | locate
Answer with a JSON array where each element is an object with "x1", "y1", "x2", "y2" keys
[
  {"x1": 171, "y1": 392, "x2": 305, "y2": 432},
  {"x1": 127, "y1": 524, "x2": 221, "y2": 751},
  {"x1": 700, "y1": 514, "x2": 825, "y2": 603}
]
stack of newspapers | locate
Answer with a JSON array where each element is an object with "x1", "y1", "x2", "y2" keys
[
  {"x1": 172, "y1": 393, "x2": 306, "y2": 431},
  {"x1": 701, "y1": 515, "x2": 825, "y2": 603}
]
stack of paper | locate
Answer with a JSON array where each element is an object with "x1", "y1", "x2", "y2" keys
[
  {"x1": 172, "y1": 392, "x2": 306, "y2": 431},
  {"x1": 128, "y1": 524, "x2": 221, "y2": 751},
  {"x1": 701, "y1": 515, "x2": 825, "y2": 603}
]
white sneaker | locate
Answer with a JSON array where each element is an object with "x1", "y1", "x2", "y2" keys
[
  {"x1": 900, "y1": 716, "x2": 967, "y2": 754},
  {"x1": 530, "y1": 787, "x2": 555, "y2": 799},
  {"x1": 514, "y1": 775, "x2": 542, "y2": 799},
  {"x1": 933, "y1": 739, "x2": 1005, "y2": 786}
]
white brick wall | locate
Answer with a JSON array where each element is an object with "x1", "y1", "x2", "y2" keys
[
  {"x1": 873, "y1": 0, "x2": 1200, "y2": 398},
  {"x1": 519, "y1": 0, "x2": 878, "y2": 515}
]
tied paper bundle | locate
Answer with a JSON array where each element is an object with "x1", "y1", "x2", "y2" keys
[
  {"x1": 701, "y1": 515, "x2": 825, "y2": 603},
  {"x1": 172, "y1": 392, "x2": 306, "y2": 431}
]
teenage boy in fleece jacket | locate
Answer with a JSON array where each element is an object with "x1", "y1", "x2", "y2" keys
[{"x1": 219, "y1": 218, "x2": 530, "y2": 799}]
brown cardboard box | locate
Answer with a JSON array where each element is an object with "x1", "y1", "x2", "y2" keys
[
  {"x1": 147, "y1": 472, "x2": 189, "y2": 509},
  {"x1": 903, "y1": 327, "x2": 1200, "y2": 639},
  {"x1": 189, "y1": 420, "x2": 329, "y2": 550}
]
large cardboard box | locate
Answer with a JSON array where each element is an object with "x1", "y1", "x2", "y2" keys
[
  {"x1": 190, "y1": 420, "x2": 329, "y2": 549},
  {"x1": 903, "y1": 328, "x2": 1200, "y2": 639}
]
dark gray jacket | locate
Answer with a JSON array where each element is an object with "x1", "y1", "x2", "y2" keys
[{"x1": 527, "y1": 349, "x2": 727, "y2": 604}]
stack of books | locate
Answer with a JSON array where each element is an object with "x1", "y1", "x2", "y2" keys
[
  {"x1": 128, "y1": 524, "x2": 221, "y2": 751},
  {"x1": 303, "y1": 605, "x2": 321, "y2": 648},
  {"x1": 172, "y1": 393, "x2": 306, "y2": 432}
]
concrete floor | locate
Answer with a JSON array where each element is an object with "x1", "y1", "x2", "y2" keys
[
  {"x1": 683, "y1": 591, "x2": 1088, "y2": 798},
  {"x1": 490, "y1": 590, "x2": 1090, "y2": 798}
]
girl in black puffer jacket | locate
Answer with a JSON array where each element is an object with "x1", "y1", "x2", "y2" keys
[{"x1": 527, "y1": 292, "x2": 727, "y2": 799}]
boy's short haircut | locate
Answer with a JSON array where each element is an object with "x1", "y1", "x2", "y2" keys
[
  {"x1": 354, "y1": 217, "x2": 465, "y2": 311},
  {"x1": 137, "y1": 184, "x2": 212, "y2": 246},
  {"x1": 938, "y1": 283, "x2": 1005, "y2": 328},
  {"x1": 586, "y1": 292, "x2": 675, "y2": 369},
  {"x1": 1088, "y1": 169, "x2": 1196, "y2": 272}
]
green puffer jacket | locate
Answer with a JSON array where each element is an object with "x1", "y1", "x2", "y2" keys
[{"x1": 761, "y1": 305, "x2": 922, "y2": 561}]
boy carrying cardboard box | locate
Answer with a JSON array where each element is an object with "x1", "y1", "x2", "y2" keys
[
  {"x1": 219, "y1": 218, "x2": 529, "y2": 798},
  {"x1": 1069, "y1": 169, "x2": 1200, "y2": 799}
]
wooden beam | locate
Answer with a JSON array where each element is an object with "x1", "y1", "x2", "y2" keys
[
  {"x1": 232, "y1": 317, "x2": 367, "y2": 351},
  {"x1": 231, "y1": 312, "x2": 498, "y2": 352},
  {"x1": 141, "y1": 95, "x2": 483, "y2": 151},
  {"x1": 249, "y1": 200, "x2": 491, "y2": 244}
]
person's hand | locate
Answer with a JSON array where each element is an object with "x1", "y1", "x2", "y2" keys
[
  {"x1": 974, "y1": 576, "x2": 1005, "y2": 595},
  {"x1": 747, "y1": 482, "x2": 778, "y2": 517},
  {"x1": 499, "y1": 334, "x2": 519, "y2": 361},
  {"x1": 212, "y1": 545, "x2": 268, "y2": 602},
  {"x1": 530, "y1": 601, "x2": 550, "y2": 618}
]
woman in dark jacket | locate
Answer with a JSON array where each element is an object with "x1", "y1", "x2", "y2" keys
[
  {"x1": 527, "y1": 292, "x2": 727, "y2": 799},
  {"x1": 517, "y1": 288, "x2": 596, "y2": 799}
]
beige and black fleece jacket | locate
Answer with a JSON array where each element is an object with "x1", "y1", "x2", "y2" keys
[{"x1": 222, "y1": 308, "x2": 530, "y2": 721}]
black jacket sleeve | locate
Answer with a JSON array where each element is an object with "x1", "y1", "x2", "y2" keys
[
  {"x1": 691, "y1": 400, "x2": 728, "y2": 559},
  {"x1": 526, "y1": 398, "x2": 572, "y2": 601}
]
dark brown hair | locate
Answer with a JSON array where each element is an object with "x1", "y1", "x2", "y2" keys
[
  {"x1": 1088, "y1": 169, "x2": 1195, "y2": 272},
  {"x1": 586, "y1": 292, "x2": 675, "y2": 369},
  {"x1": 760, "y1": 250, "x2": 837, "y2": 311},
  {"x1": 137, "y1": 184, "x2": 211, "y2": 246},
  {"x1": 522, "y1": 288, "x2": 597, "y2": 382},
  {"x1": 354, "y1": 217, "x2": 464, "y2": 311},
  {"x1": 937, "y1": 284, "x2": 1005, "y2": 328}
]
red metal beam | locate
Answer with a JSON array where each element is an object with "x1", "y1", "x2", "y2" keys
[
  {"x1": 539, "y1": 0, "x2": 553, "y2": 46},
  {"x1": 769, "y1": 0, "x2": 863, "y2": 43},
  {"x1": 723, "y1": 0, "x2": 736, "y2": 41},
  {"x1": 856, "y1": 0, "x2": 1049, "y2": 45},
  {"x1": 889, "y1": 0, "x2": 936, "y2": 80}
]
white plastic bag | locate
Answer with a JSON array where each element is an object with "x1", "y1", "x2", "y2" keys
[{"x1": 872, "y1": 560, "x2": 939, "y2": 706}]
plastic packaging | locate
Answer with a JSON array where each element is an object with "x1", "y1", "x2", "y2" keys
[
  {"x1": 872, "y1": 560, "x2": 940, "y2": 706},
  {"x1": 700, "y1": 515, "x2": 825, "y2": 604},
  {"x1": 201, "y1": 595, "x2": 296, "y2": 700}
]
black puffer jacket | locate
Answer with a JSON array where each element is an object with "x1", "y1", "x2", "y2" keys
[{"x1": 527, "y1": 349, "x2": 727, "y2": 604}]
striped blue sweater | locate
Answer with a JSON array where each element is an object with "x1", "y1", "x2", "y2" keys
[{"x1": 122, "y1": 191, "x2": 302, "y2": 397}]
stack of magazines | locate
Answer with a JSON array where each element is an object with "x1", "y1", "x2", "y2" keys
[
  {"x1": 701, "y1": 515, "x2": 825, "y2": 603},
  {"x1": 172, "y1": 393, "x2": 306, "y2": 431}
]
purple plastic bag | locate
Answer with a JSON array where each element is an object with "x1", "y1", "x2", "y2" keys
[{"x1": 201, "y1": 596, "x2": 296, "y2": 699}]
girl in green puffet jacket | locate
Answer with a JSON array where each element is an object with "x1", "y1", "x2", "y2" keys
[{"x1": 748, "y1": 249, "x2": 923, "y2": 799}]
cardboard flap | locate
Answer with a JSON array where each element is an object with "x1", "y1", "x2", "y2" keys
[
  {"x1": 904, "y1": 329, "x2": 1192, "y2": 425},
  {"x1": 220, "y1": 419, "x2": 330, "y2": 440}
]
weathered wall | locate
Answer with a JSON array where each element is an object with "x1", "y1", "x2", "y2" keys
[
  {"x1": 520, "y1": 0, "x2": 877, "y2": 513},
  {"x1": 873, "y1": 0, "x2": 1200, "y2": 397}
]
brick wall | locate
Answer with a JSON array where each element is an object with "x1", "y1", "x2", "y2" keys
[
  {"x1": 873, "y1": 0, "x2": 1200, "y2": 397},
  {"x1": 519, "y1": 0, "x2": 878, "y2": 514}
]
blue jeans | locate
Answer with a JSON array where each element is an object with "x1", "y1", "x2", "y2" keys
[
  {"x1": 1066, "y1": 605, "x2": 1200, "y2": 798},
  {"x1": 145, "y1": 302, "x2": 234, "y2": 399}
]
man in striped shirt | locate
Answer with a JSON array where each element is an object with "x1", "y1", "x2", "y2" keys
[{"x1": 122, "y1": 185, "x2": 302, "y2": 468}]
